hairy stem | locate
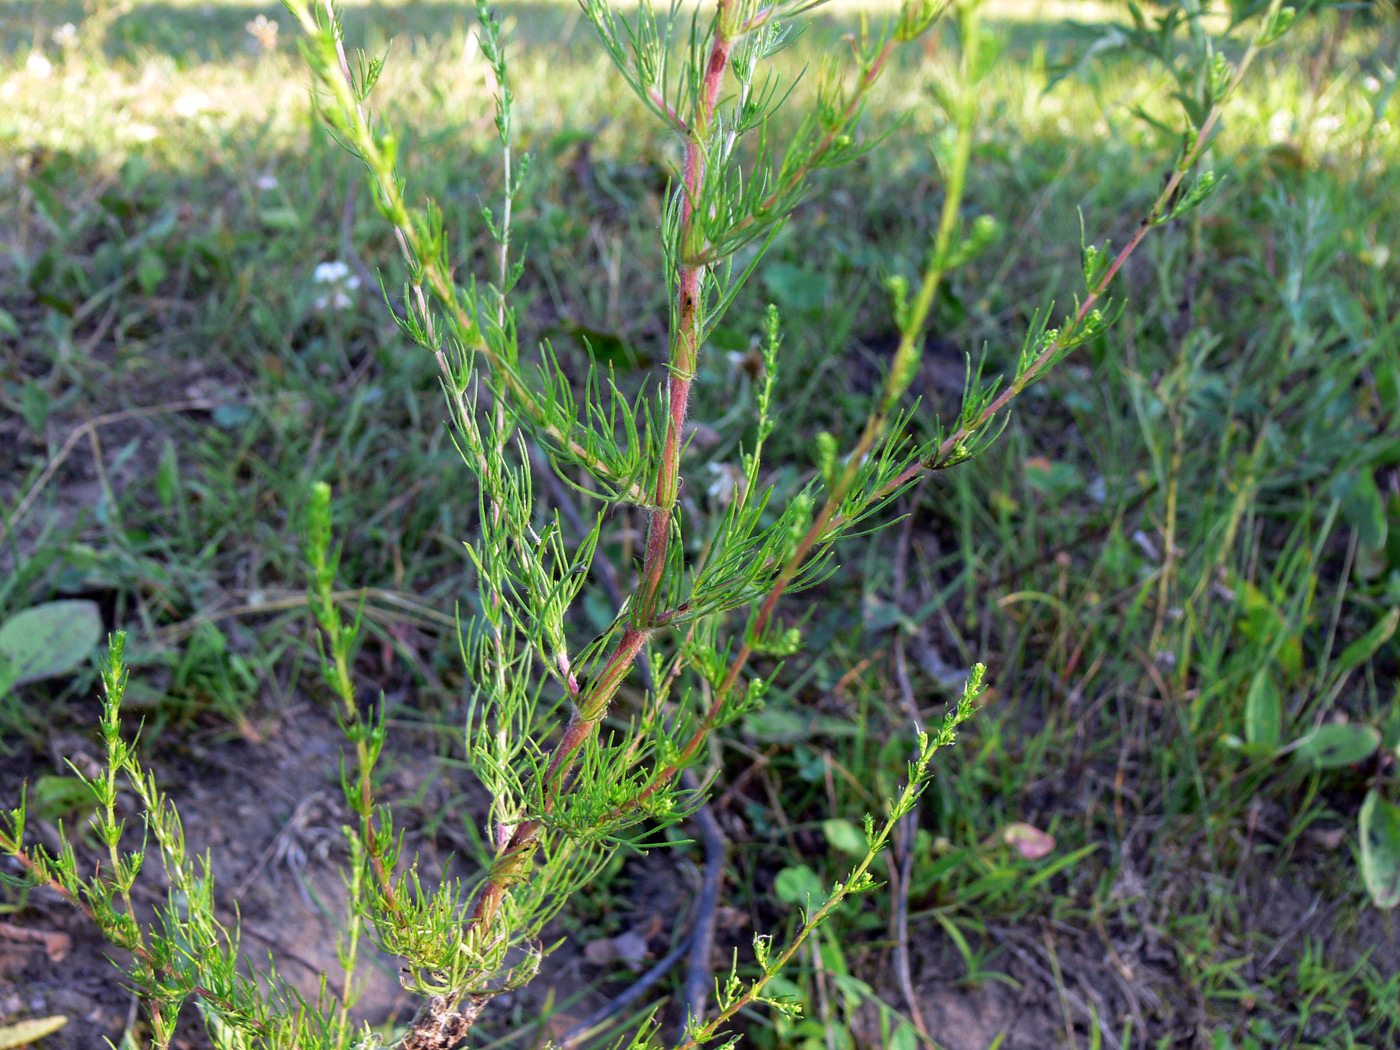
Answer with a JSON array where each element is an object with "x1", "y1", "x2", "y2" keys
[
  {"x1": 470, "y1": 0, "x2": 739, "y2": 942},
  {"x1": 636, "y1": 0, "x2": 734, "y2": 623}
]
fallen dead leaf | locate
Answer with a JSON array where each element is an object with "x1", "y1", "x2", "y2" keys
[
  {"x1": 0, "y1": 1015, "x2": 68, "y2": 1049},
  {"x1": 1305, "y1": 825, "x2": 1347, "y2": 850},
  {"x1": 582, "y1": 927, "x2": 651, "y2": 970},
  {"x1": 0, "y1": 922, "x2": 70, "y2": 963},
  {"x1": 998, "y1": 822, "x2": 1056, "y2": 860}
]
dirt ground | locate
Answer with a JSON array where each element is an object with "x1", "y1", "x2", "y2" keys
[{"x1": 5, "y1": 693, "x2": 1395, "y2": 1050}]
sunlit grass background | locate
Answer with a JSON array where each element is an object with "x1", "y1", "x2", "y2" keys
[{"x1": 2, "y1": 1, "x2": 1398, "y2": 1048}]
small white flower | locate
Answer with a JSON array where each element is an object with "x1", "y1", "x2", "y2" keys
[
  {"x1": 705, "y1": 462, "x2": 744, "y2": 508},
  {"x1": 246, "y1": 14, "x2": 280, "y2": 52},
  {"x1": 1361, "y1": 243, "x2": 1390, "y2": 269},
  {"x1": 1268, "y1": 109, "x2": 1292, "y2": 142},
  {"x1": 1314, "y1": 114, "x2": 1341, "y2": 136},
  {"x1": 1363, "y1": 76, "x2": 1382, "y2": 94},
  {"x1": 314, "y1": 291, "x2": 355, "y2": 311},
  {"x1": 26, "y1": 52, "x2": 53, "y2": 79},
  {"x1": 255, "y1": 173, "x2": 279, "y2": 191},
  {"x1": 314, "y1": 261, "x2": 351, "y2": 284},
  {"x1": 312, "y1": 260, "x2": 361, "y2": 311},
  {"x1": 130, "y1": 123, "x2": 159, "y2": 142},
  {"x1": 52, "y1": 23, "x2": 78, "y2": 49},
  {"x1": 174, "y1": 90, "x2": 211, "y2": 117}
]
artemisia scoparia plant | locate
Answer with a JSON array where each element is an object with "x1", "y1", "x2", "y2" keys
[{"x1": 1, "y1": 0, "x2": 1298, "y2": 1046}]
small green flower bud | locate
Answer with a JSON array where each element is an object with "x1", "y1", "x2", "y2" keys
[{"x1": 815, "y1": 431, "x2": 839, "y2": 488}]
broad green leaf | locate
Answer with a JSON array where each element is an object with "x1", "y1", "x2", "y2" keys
[
  {"x1": 1244, "y1": 669, "x2": 1282, "y2": 748},
  {"x1": 774, "y1": 864, "x2": 824, "y2": 911},
  {"x1": 1023, "y1": 456, "x2": 1083, "y2": 501},
  {"x1": 1359, "y1": 790, "x2": 1400, "y2": 909},
  {"x1": 743, "y1": 707, "x2": 810, "y2": 742},
  {"x1": 1292, "y1": 723, "x2": 1380, "y2": 769},
  {"x1": 762, "y1": 262, "x2": 828, "y2": 314},
  {"x1": 212, "y1": 403, "x2": 253, "y2": 428},
  {"x1": 889, "y1": 1023, "x2": 919, "y2": 1050},
  {"x1": 759, "y1": 975, "x2": 804, "y2": 1009},
  {"x1": 1332, "y1": 469, "x2": 1388, "y2": 551},
  {"x1": 1386, "y1": 688, "x2": 1400, "y2": 754},
  {"x1": 0, "y1": 599, "x2": 103, "y2": 689},
  {"x1": 1333, "y1": 607, "x2": 1399, "y2": 677},
  {"x1": 831, "y1": 972, "x2": 870, "y2": 1000},
  {"x1": 19, "y1": 381, "x2": 49, "y2": 435},
  {"x1": 0, "y1": 1016, "x2": 68, "y2": 1049},
  {"x1": 1235, "y1": 579, "x2": 1304, "y2": 678},
  {"x1": 136, "y1": 249, "x2": 167, "y2": 295},
  {"x1": 257, "y1": 206, "x2": 302, "y2": 231},
  {"x1": 822, "y1": 818, "x2": 867, "y2": 855}
]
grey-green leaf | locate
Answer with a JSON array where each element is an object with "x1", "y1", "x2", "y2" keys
[
  {"x1": 773, "y1": 864, "x2": 824, "y2": 910},
  {"x1": 1359, "y1": 790, "x2": 1400, "y2": 909},
  {"x1": 822, "y1": 818, "x2": 867, "y2": 856},
  {"x1": 889, "y1": 1023, "x2": 919, "y2": 1050},
  {"x1": 0, "y1": 600, "x2": 104, "y2": 689},
  {"x1": 1293, "y1": 723, "x2": 1380, "y2": 769},
  {"x1": 1332, "y1": 469, "x2": 1388, "y2": 551},
  {"x1": 0, "y1": 1015, "x2": 68, "y2": 1049},
  {"x1": 1334, "y1": 607, "x2": 1399, "y2": 678},
  {"x1": 1245, "y1": 669, "x2": 1282, "y2": 747}
]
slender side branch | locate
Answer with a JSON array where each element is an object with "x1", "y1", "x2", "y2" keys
[
  {"x1": 468, "y1": 0, "x2": 746, "y2": 935},
  {"x1": 672, "y1": 667, "x2": 983, "y2": 1050},
  {"x1": 284, "y1": 0, "x2": 649, "y2": 504},
  {"x1": 689, "y1": 36, "x2": 899, "y2": 268},
  {"x1": 615, "y1": 0, "x2": 1284, "y2": 818}
]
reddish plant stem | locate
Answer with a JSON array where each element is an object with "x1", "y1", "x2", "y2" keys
[
  {"x1": 607, "y1": 39, "x2": 909, "y2": 824},
  {"x1": 469, "y1": 626, "x2": 648, "y2": 931},
  {"x1": 641, "y1": 23, "x2": 891, "y2": 619},
  {"x1": 648, "y1": 86, "x2": 691, "y2": 135},
  {"x1": 636, "y1": 11, "x2": 733, "y2": 623},
  {"x1": 355, "y1": 757, "x2": 403, "y2": 919},
  {"x1": 689, "y1": 38, "x2": 895, "y2": 268},
  {"x1": 616, "y1": 78, "x2": 1235, "y2": 821},
  {"x1": 471, "y1": 5, "x2": 738, "y2": 938}
]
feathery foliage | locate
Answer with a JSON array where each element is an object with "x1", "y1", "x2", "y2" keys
[{"x1": 2, "y1": 0, "x2": 1306, "y2": 1046}]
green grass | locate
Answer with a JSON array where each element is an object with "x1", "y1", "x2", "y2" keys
[{"x1": 2, "y1": 1, "x2": 1399, "y2": 1048}]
